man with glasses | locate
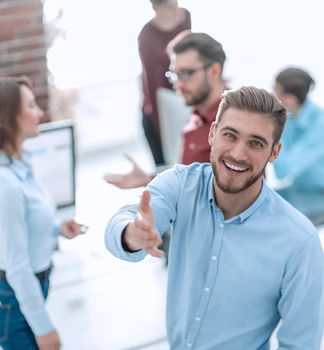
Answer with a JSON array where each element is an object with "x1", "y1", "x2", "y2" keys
[
  {"x1": 105, "y1": 32, "x2": 227, "y2": 188},
  {"x1": 165, "y1": 32, "x2": 226, "y2": 165}
]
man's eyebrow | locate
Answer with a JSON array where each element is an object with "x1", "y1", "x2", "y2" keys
[
  {"x1": 250, "y1": 134, "x2": 269, "y2": 146},
  {"x1": 220, "y1": 126, "x2": 269, "y2": 146},
  {"x1": 220, "y1": 126, "x2": 238, "y2": 134}
]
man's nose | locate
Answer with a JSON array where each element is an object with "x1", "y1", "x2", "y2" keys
[
  {"x1": 173, "y1": 79, "x2": 184, "y2": 91},
  {"x1": 230, "y1": 142, "x2": 248, "y2": 161},
  {"x1": 37, "y1": 105, "x2": 44, "y2": 120}
]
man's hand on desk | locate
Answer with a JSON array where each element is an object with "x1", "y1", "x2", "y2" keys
[{"x1": 104, "y1": 154, "x2": 155, "y2": 189}]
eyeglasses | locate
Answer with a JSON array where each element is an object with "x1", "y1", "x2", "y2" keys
[{"x1": 165, "y1": 62, "x2": 214, "y2": 84}]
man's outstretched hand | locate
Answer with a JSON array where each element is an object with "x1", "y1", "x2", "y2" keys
[
  {"x1": 104, "y1": 154, "x2": 155, "y2": 189},
  {"x1": 123, "y1": 190, "x2": 164, "y2": 257}
]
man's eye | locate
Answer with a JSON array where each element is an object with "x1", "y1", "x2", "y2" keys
[
  {"x1": 178, "y1": 70, "x2": 194, "y2": 79},
  {"x1": 223, "y1": 132, "x2": 235, "y2": 139},
  {"x1": 250, "y1": 140, "x2": 263, "y2": 148}
]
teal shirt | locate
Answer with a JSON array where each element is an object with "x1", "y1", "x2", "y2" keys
[
  {"x1": 106, "y1": 163, "x2": 324, "y2": 349},
  {"x1": 274, "y1": 99, "x2": 324, "y2": 217},
  {"x1": 0, "y1": 151, "x2": 60, "y2": 335}
]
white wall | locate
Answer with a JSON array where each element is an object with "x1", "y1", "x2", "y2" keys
[
  {"x1": 45, "y1": 0, "x2": 324, "y2": 102},
  {"x1": 181, "y1": 0, "x2": 324, "y2": 103},
  {"x1": 44, "y1": 0, "x2": 324, "y2": 150}
]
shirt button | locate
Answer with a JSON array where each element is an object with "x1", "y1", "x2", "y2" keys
[
  {"x1": 212, "y1": 255, "x2": 217, "y2": 261},
  {"x1": 195, "y1": 316, "x2": 201, "y2": 322},
  {"x1": 204, "y1": 287, "x2": 210, "y2": 292},
  {"x1": 219, "y1": 223, "x2": 224, "y2": 228},
  {"x1": 189, "y1": 142, "x2": 196, "y2": 150},
  {"x1": 187, "y1": 342, "x2": 192, "y2": 347}
]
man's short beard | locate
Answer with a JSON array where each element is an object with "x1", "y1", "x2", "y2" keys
[
  {"x1": 186, "y1": 79, "x2": 211, "y2": 106},
  {"x1": 212, "y1": 162, "x2": 265, "y2": 194},
  {"x1": 210, "y1": 149, "x2": 267, "y2": 194}
]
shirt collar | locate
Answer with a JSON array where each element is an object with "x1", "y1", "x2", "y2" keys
[
  {"x1": 291, "y1": 98, "x2": 313, "y2": 129},
  {"x1": 0, "y1": 151, "x2": 11, "y2": 166},
  {"x1": 208, "y1": 173, "x2": 269, "y2": 224},
  {"x1": 193, "y1": 98, "x2": 221, "y2": 124},
  {"x1": 0, "y1": 150, "x2": 32, "y2": 180}
]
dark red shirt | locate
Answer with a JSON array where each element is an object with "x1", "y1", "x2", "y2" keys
[
  {"x1": 138, "y1": 9, "x2": 191, "y2": 136},
  {"x1": 180, "y1": 100, "x2": 221, "y2": 165}
]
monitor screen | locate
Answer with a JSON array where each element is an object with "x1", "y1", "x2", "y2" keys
[{"x1": 23, "y1": 120, "x2": 76, "y2": 209}]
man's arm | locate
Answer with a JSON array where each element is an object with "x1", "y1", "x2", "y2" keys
[
  {"x1": 104, "y1": 191, "x2": 164, "y2": 259},
  {"x1": 276, "y1": 233, "x2": 324, "y2": 349},
  {"x1": 105, "y1": 165, "x2": 183, "y2": 261},
  {"x1": 104, "y1": 155, "x2": 155, "y2": 189},
  {"x1": 122, "y1": 190, "x2": 164, "y2": 257}
]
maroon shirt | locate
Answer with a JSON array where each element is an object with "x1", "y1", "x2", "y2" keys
[
  {"x1": 138, "y1": 9, "x2": 191, "y2": 136},
  {"x1": 180, "y1": 100, "x2": 221, "y2": 165}
]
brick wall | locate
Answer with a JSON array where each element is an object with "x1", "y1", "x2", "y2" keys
[{"x1": 0, "y1": 0, "x2": 50, "y2": 121}]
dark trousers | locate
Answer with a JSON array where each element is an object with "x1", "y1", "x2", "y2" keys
[
  {"x1": 0, "y1": 276, "x2": 50, "y2": 350},
  {"x1": 142, "y1": 112, "x2": 165, "y2": 166}
]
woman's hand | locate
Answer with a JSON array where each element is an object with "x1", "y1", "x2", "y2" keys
[
  {"x1": 60, "y1": 220, "x2": 88, "y2": 239},
  {"x1": 36, "y1": 329, "x2": 61, "y2": 350}
]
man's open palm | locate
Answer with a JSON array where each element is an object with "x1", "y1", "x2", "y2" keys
[{"x1": 124, "y1": 190, "x2": 164, "y2": 257}]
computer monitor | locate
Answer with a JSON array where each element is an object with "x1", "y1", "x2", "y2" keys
[{"x1": 23, "y1": 120, "x2": 76, "y2": 211}]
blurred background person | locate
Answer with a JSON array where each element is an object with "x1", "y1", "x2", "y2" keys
[
  {"x1": 139, "y1": 0, "x2": 191, "y2": 166},
  {"x1": 105, "y1": 32, "x2": 226, "y2": 188},
  {"x1": 0, "y1": 77, "x2": 85, "y2": 350},
  {"x1": 105, "y1": 32, "x2": 226, "y2": 262},
  {"x1": 273, "y1": 67, "x2": 324, "y2": 223}
]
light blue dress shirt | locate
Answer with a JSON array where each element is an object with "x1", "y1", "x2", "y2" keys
[
  {"x1": 0, "y1": 151, "x2": 60, "y2": 336},
  {"x1": 274, "y1": 99, "x2": 324, "y2": 217},
  {"x1": 106, "y1": 163, "x2": 324, "y2": 349}
]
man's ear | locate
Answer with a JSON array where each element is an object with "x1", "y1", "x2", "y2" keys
[
  {"x1": 208, "y1": 122, "x2": 216, "y2": 146},
  {"x1": 269, "y1": 142, "x2": 281, "y2": 162},
  {"x1": 210, "y1": 63, "x2": 222, "y2": 79}
]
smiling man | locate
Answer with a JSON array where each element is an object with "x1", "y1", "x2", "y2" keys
[{"x1": 105, "y1": 86, "x2": 324, "y2": 349}]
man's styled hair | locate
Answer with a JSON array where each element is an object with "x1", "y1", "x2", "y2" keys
[
  {"x1": 216, "y1": 86, "x2": 287, "y2": 144},
  {"x1": 169, "y1": 32, "x2": 226, "y2": 71},
  {"x1": 149, "y1": 0, "x2": 167, "y2": 5},
  {"x1": 275, "y1": 67, "x2": 315, "y2": 105}
]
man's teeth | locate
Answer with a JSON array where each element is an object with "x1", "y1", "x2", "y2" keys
[{"x1": 224, "y1": 161, "x2": 248, "y2": 172}]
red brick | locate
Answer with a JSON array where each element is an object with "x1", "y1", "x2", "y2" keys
[
  {"x1": 7, "y1": 41, "x2": 45, "y2": 54},
  {"x1": 0, "y1": 60, "x2": 48, "y2": 77},
  {"x1": 1, "y1": 4, "x2": 39, "y2": 16},
  {"x1": 0, "y1": 0, "x2": 50, "y2": 117}
]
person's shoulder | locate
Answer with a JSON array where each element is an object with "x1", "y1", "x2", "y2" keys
[
  {"x1": 183, "y1": 8, "x2": 191, "y2": 19},
  {"x1": 159, "y1": 162, "x2": 211, "y2": 180},
  {"x1": 304, "y1": 99, "x2": 324, "y2": 120},
  {"x1": 0, "y1": 167, "x2": 22, "y2": 195},
  {"x1": 139, "y1": 21, "x2": 151, "y2": 34},
  {"x1": 153, "y1": 163, "x2": 211, "y2": 193},
  {"x1": 174, "y1": 162, "x2": 212, "y2": 175},
  {"x1": 159, "y1": 162, "x2": 212, "y2": 176},
  {"x1": 138, "y1": 20, "x2": 155, "y2": 40},
  {"x1": 313, "y1": 102, "x2": 324, "y2": 121},
  {"x1": 266, "y1": 188, "x2": 317, "y2": 238}
]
